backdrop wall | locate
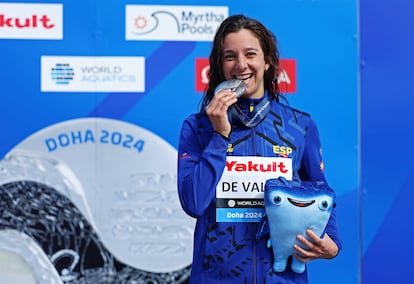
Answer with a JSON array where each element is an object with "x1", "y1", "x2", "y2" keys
[
  {"x1": 361, "y1": 0, "x2": 414, "y2": 283},
  {"x1": 0, "y1": 0, "x2": 364, "y2": 283}
]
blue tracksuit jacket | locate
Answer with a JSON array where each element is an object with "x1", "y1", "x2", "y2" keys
[{"x1": 177, "y1": 94, "x2": 342, "y2": 283}]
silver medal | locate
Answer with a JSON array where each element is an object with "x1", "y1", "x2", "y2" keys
[{"x1": 214, "y1": 79, "x2": 246, "y2": 98}]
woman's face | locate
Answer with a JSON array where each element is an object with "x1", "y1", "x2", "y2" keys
[{"x1": 221, "y1": 28, "x2": 269, "y2": 99}]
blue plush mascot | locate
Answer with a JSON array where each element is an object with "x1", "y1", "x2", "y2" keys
[{"x1": 256, "y1": 177, "x2": 335, "y2": 273}]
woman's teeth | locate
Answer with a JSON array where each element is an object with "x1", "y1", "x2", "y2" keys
[{"x1": 235, "y1": 74, "x2": 252, "y2": 80}]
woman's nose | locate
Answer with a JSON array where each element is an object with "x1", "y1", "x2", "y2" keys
[{"x1": 235, "y1": 57, "x2": 247, "y2": 69}]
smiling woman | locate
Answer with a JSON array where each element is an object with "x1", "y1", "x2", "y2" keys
[{"x1": 177, "y1": 14, "x2": 342, "y2": 284}]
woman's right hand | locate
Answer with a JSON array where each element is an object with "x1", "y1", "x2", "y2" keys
[{"x1": 205, "y1": 89, "x2": 238, "y2": 138}]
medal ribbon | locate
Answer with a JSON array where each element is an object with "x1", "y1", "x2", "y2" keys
[{"x1": 229, "y1": 94, "x2": 272, "y2": 128}]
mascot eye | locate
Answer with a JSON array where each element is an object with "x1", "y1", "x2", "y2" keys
[
  {"x1": 272, "y1": 195, "x2": 283, "y2": 205},
  {"x1": 318, "y1": 200, "x2": 330, "y2": 211}
]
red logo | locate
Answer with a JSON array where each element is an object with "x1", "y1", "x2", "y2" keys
[
  {"x1": 226, "y1": 160, "x2": 288, "y2": 173},
  {"x1": 195, "y1": 58, "x2": 210, "y2": 92},
  {"x1": 195, "y1": 58, "x2": 297, "y2": 93},
  {"x1": 278, "y1": 59, "x2": 296, "y2": 93},
  {"x1": 0, "y1": 14, "x2": 55, "y2": 29}
]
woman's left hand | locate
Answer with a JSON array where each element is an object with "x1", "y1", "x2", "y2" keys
[{"x1": 293, "y1": 229, "x2": 339, "y2": 263}]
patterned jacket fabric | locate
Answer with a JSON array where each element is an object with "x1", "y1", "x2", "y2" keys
[{"x1": 177, "y1": 93, "x2": 342, "y2": 284}]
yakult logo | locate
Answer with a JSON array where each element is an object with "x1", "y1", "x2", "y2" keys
[
  {"x1": 217, "y1": 156, "x2": 293, "y2": 200},
  {"x1": 0, "y1": 15, "x2": 55, "y2": 28},
  {"x1": 126, "y1": 5, "x2": 228, "y2": 41},
  {"x1": 0, "y1": 3, "x2": 63, "y2": 39},
  {"x1": 226, "y1": 160, "x2": 288, "y2": 173},
  {"x1": 195, "y1": 58, "x2": 297, "y2": 93}
]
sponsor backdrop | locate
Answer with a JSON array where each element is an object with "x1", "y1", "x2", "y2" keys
[
  {"x1": 0, "y1": 0, "x2": 362, "y2": 283},
  {"x1": 361, "y1": 0, "x2": 414, "y2": 283}
]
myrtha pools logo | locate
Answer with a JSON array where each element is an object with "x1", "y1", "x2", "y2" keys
[{"x1": 125, "y1": 5, "x2": 228, "y2": 41}]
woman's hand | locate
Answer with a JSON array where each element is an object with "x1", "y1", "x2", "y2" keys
[
  {"x1": 205, "y1": 89, "x2": 238, "y2": 138},
  {"x1": 293, "y1": 229, "x2": 339, "y2": 263}
]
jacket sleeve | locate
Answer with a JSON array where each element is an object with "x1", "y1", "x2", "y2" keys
[
  {"x1": 177, "y1": 117, "x2": 228, "y2": 218},
  {"x1": 299, "y1": 119, "x2": 343, "y2": 252}
]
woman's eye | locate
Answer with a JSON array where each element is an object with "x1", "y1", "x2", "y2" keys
[{"x1": 223, "y1": 54, "x2": 234, "y2": 60}]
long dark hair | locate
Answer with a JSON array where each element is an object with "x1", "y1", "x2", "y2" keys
[{"x1": 201, "y1": 14, "x2": 280, "y2": 110}]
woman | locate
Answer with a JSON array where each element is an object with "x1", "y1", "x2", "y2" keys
[{"x1": 177, "y1": 14, "x2": 341, "y2": 283}]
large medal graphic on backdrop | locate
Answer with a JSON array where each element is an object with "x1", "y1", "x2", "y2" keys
[{"x1": 0, "y1": 118, "x2": 194, "y2": 283}]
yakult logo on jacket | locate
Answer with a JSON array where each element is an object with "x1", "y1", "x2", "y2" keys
[
  {"x1": 217, "y1": 156, "x2": 293, "y2": 200},
  {"x1": 195, "y1": 58, "x2": 297, "y2": 93},
  {"x1": 0, "y1": 3, "x2": 63, "y2": 39},
  {"x1": 226, "y1": 159, "x2": 289, "y2": 173}
]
